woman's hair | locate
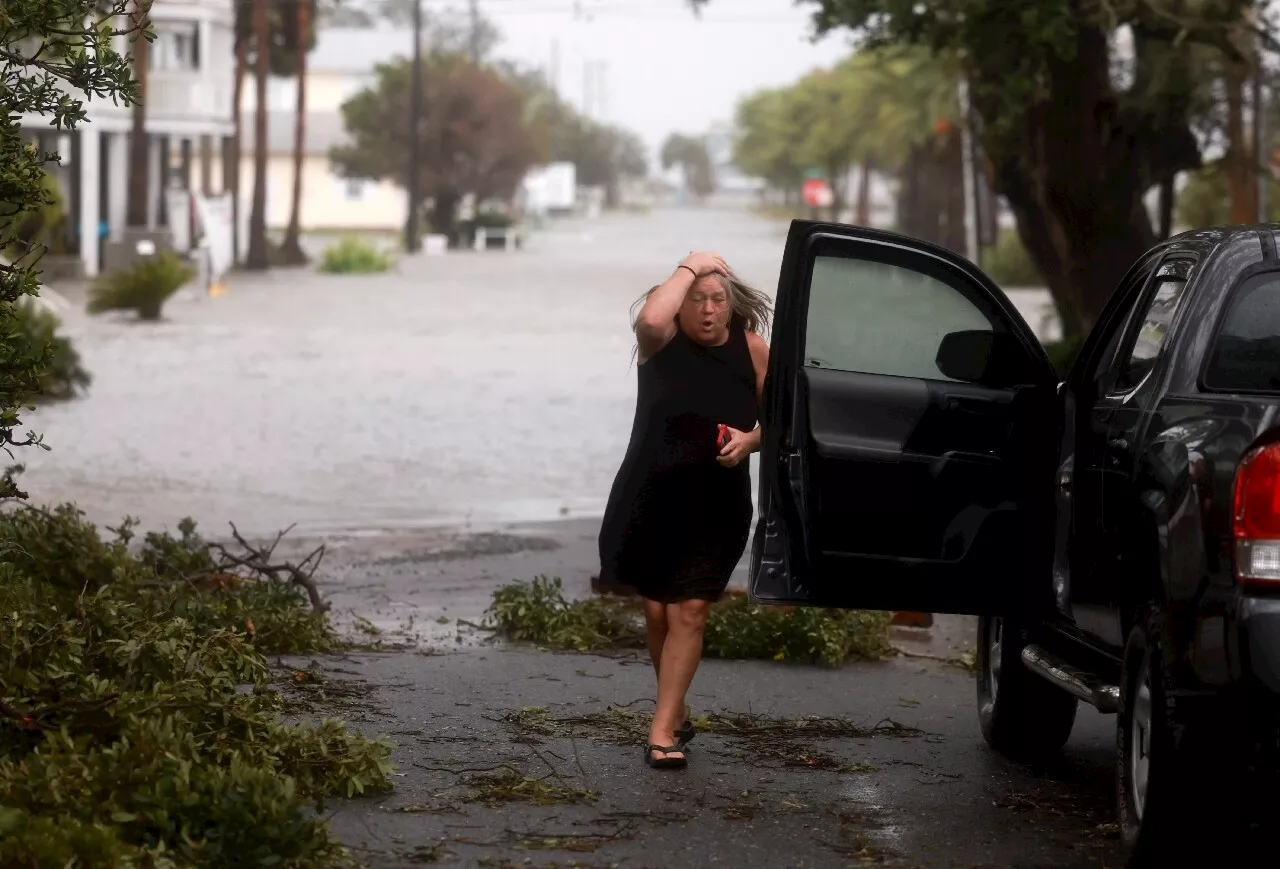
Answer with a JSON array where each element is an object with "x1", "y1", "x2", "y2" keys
[{"x1": 629, "y1": 273, "x2": 773, "y2": 337}]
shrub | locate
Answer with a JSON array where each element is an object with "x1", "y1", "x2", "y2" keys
[
  {"x1": 486, "y1": 576, "x2": 892, "y2": 666},
  {"x1": 11, "y1": 300, "x2": 90, "y2": 400},
  {"x1": 87, "y1": 251, "x2": 194, "y2": 320},
  {"x1": 318, "y1": 237, "x2": 392, "y2": 274},
  {"x1": 0, "y1": 504, "x2": 392, "y2": 867}
]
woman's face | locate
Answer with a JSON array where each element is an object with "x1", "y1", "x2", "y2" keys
[{"x1": 678, "y1": 275, "x2": 732, "y2": 344}]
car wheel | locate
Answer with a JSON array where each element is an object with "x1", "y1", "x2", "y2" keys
[
  {"x1": 976, "y1": 614, "x2": 1077, "y2": 758},
  {"x1": 1117, "y1": 602, "x2": 1232, "y2": 862}
]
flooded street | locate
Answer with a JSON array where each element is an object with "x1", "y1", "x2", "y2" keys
[{"x1": 24, "y1": 208, "x2": 1055, "y2": 537}]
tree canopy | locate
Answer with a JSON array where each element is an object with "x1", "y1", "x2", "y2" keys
[
  {"x1": 696, "y1": 0, "x2": 1264, "y2": 337},
  {"x1": 661, "y1": 134, "x2": 715, "y2": 198},
  {"x1": 331, "y1": 51, "x2": 542, "y2": 238}
]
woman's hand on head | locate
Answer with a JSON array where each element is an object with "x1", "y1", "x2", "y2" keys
[
  {"x1": 716, "y1": 426, "x2": 755, "y2": 468},
  {"x1": 680, "y1": 251, "x2": 731, "y2": 278}
]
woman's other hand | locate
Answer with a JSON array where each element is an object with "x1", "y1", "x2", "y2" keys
[{"x1": 716, "y1": 426, "x2": 759, "y2": 468}]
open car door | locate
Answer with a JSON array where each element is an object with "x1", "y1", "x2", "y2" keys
[{"x1": 750, "y1": 222, "x2": 1061, "y2": 616}]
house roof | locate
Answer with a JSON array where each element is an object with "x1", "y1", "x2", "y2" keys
[
  {"x1": 240, "y1": 110, "x2": 348, "y2": 156},
  {"x1": 310, "y1": 27, "x2": 413, "y2": 74}
]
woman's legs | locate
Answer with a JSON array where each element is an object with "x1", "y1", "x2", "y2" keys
[
  {"x1": 642, "y1": 597, "x2": 668, "y2": 679},
  {"x1": 648, "y1": 598, "x2": 711, "y2": 761}
]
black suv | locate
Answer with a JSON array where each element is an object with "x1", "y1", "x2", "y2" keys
[{"x1": 750, "y1": 220, "x2": 1280, "y2": 861}]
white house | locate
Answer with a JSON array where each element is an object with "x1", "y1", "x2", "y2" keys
[{"x1": 19, "y1": 0, "x2": 236, "y2": 277}]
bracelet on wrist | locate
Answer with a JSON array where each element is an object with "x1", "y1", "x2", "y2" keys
[{"x1": 677, "y1": 264, "x2": 697, "y2": 279}]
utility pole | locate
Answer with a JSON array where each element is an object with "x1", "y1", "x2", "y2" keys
[
  {"x1": 957, "y1": 77, "x2": 979, "y2": 265},
  {"x1": 1256, "y1": 33, "x2": 1269, "y2": 223},
  {"x1": 405, "y1": 0, "x2": 423, "y2": 252},
  {"x1": 469, "y1": 0, "x2": 480, "y2": 63}
]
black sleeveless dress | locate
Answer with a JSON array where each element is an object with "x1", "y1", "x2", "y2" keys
[{"x1": 598, "y1": 321, "x2": 759, "y2": 603}]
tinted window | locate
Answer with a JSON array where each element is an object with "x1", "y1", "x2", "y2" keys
[
  {"x1": 804, "y1": 255, "x2": 996, "y2": 382},
  {"x1": 1204, "y1": 272, "x2": 1280, "y2": 392},
  {"x1": 1113, "y1": 275, "x2": 1190, "y2": 393}
]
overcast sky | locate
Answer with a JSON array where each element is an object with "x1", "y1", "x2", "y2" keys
[{"x1": 467, "y1": 0, "x2": 855, "y2": 154}]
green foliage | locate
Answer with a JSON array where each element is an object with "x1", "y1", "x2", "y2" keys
[
  {"x1": 318, "y1": 236, "x2": 393, "y2": 275},
  {"x1": 503, "y1": 64, "x2": 648, "y2": 197},
  {"x1": 0, "y1": 503, "x2": 392, "y2": 867},
  {"x1": 733, "y1": 45, "x2": 960, "y2": 211},
  {"x1": 332, "y1": 52, "x2": 541, "y2": 238},
  {"x1": 10, "y1": 300, "x2": 90, "y2": 401},
  {"x1": 6, "y1": 170, "x2": 69, "y2": 260},
  {"x1": 1175, "y1": 163, "x2": 1280, "y2": 230},
  {"x1": 0, "y1": 1, "x2": 142, "y2": 498},
  {"x1": 486, "y1": 577, "x2": 892, "y2": 666},
  {"x1": 1043, "y1": 334, "x2": 1085, "y2": 380},
  {"x1": 87, "y1": 251, "x2": 194, "y2": 320},
  {"x1": 488, "y1": 577, "x2": 643, "y2": 651},
  {"x1": 703, "y1": 595, "x2": 892, "y2": 666},
  {"x1": 981, "y1": 228, "x2": 1043, "y2": 287}
]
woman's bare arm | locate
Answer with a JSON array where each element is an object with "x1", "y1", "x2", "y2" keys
[{"x1": 635, "y1": 251, "x2": 729, "y2": 361}]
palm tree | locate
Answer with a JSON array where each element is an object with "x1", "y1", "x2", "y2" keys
[
  {"x1": 245, "y1": 0, "x2": 271, "y2": 270},
  {"x1": 278, "y1": 0, "x2": 312, "y2": 265},
  {"x1": 126, "y1": 0, "x2": 151, "y2": 229},
  {"x1": 230, "y1": 9, "x2": 249, "y2": 264}
]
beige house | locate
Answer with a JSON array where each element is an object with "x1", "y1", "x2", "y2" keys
[{"x1": 238, "y1": 27, "x2": 411, "y2": 232}]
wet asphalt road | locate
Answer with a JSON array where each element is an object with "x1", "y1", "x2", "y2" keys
[{"x1": 297, "y1": 518, "x2": 1125, "y2": 869}]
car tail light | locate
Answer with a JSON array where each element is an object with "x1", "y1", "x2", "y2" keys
[{"x1": 1234, "y1": 442, "x2": 1280, "y2": 585}]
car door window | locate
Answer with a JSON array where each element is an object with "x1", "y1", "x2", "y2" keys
[
  {"x1": 1111, "y1": 262, "x2": 1193, "y2": 394},
  {"x1": 1203, "y1": 271, "x2": 1280, "y2": 393},
  {"x1": 804, "y1": 255, "x2": 997, "y2": 381}
]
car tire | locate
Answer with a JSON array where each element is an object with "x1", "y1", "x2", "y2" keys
[
  {"x1": 976, "y1": 615, "x2": 1077, "y2": 758},
  {"x1": 1117, "y1": 601, "x2": 1232, "y2": 863}
]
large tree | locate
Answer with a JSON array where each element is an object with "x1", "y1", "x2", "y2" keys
[
  {"x1": 696, "y1": 0, "x2": 1257, "y2": 337},
  {"x1": 504, "y1": 66, "x2": 649, "y2": 205},
  {"x1": 661, "y1": 133, "x2": 715, "y2": 199},
  {"x1": 278, "y1": 0, "x2": 318, "y2": 266},
  {"x1": 232, "y1": 0, "x2": 316, "y2": 269},
  {"x1": 125, "y1": 0, "x2": 151, "y2": 229},
  {"x1": 331, "y1": 52, "x2": 541, "y2": 243}
]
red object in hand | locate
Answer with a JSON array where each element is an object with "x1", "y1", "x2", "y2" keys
[{"x1": 716, "y1": 424, "x2": 732, "y2": 450}]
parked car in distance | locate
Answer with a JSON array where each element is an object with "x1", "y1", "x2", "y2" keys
[{"x1": 750, "y1": 220, "x2": 1280, "y2": 863}]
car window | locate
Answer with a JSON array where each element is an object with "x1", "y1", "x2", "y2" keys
[
  {"x1": 803, "y1": 255, "x2": 997, "y2": 382},
  {"x1": 1204, "y1": 271, "x2": 1280, "y2": 393},
  {"x1": 1111, "y1": 271, "x2": 1191, "y2": 394}
]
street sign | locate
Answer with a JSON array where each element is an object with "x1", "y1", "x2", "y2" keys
[{"x1": 802, "y1": 177, "x2": 833, "y2": 208}]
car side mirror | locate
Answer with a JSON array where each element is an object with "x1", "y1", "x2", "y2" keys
[{"x1": 936, "y1": 330, "x2": 996, "y2": 383}]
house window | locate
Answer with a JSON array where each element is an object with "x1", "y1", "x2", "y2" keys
[
  {"x1": 339, "y1": 178, "x2": 366, "y2": 201},
  {"x1": 150, "y1": 21, "x2": 200, "y2": 71}
]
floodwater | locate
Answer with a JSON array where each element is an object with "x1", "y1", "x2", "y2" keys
[{"x1": 21, "y1": 208, "x2": 1057, "y2": 537}]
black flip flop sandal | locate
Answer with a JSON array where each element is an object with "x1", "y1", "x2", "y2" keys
[
  {"x1": 675, "y1": 720, "x2": 696, "y2": 746},
  {"x1": 644, "y1": 743, "x2": 688, "y2": 769}
]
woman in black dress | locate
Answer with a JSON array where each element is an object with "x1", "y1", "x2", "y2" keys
[{"x1": 598, "y1": 250, "x2": 771, "y2": 769}]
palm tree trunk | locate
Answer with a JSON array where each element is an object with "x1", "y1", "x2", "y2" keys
[
  {"x1": 230, "y1": 26, "x2": 248, "y2": 264},
  {"x1": 854, "y1": 158, "x2": 873, "y2": 225},
  {"x1": 126, "y1": 2, "x2": 150, "y2": 229},
  {"x1": 245, "y1": 0, "x2": 271, "y2": 270},
  {"x1": 279, "y1": 0, "x2": 311, "y2": 265}
]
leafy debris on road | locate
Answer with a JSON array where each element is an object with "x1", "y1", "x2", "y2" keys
[
  {"x1": 462, "y1": 768, "x2": 596, "y2": 807},
  {"x1": 487, "y1": 576, "x2": 892, "y2": 665}
]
